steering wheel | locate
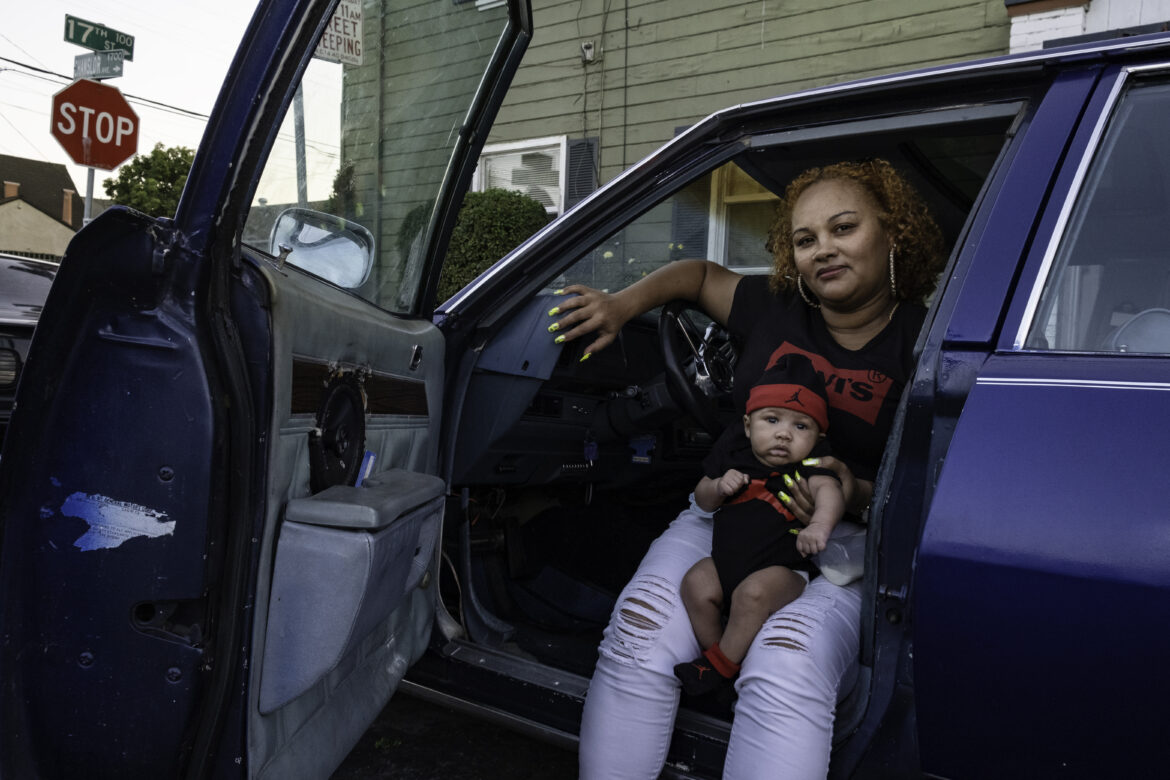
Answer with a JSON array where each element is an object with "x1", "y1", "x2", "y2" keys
[{"x1": 658, "y1": 300, "x2": 737, "y2": 437}]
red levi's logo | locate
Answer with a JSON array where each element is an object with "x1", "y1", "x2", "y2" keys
[{"x1": 765, "y1": 343, "x2": 891, "y2": 425}]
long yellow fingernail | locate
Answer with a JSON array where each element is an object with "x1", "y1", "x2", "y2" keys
[
  {"x1": 579, "y1": 352, "x2": 592, "y2": 362},
  {"x1": 778, "y1": 491, "x2": 792, "y2": 504},
  {"x1": 794, "y1": 470, "x2": 803, "y2": 481},
  {"x1": 548, "y1": 323, "x2": 560, "y2": 333},
  {"x1": 783, "y1": 474, "x2": 795, "y2": 488},
  {"x1": 554, "y1": 335, "x2": 565, "y2": 344},
  {"x1": 548, "y1": 306, "x2": 561, "y2": 316},
  {"x1": 554, "y1": 288, "x2": 564, "y2": 295},
  {"x1": 802, "y1": 458, "x2": 820, "y2": 466},
  {"x1": 788, "y1": 528, "x2": 801, "y2": 535}
]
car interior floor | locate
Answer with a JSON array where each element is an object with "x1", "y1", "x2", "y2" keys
[{"x1": 449, "y1": 484, "x2": 688, "y2": 678}]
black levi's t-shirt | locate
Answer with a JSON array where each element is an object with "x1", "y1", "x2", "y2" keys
[{"x1": 724, "y1": 274, "x2": 925, "y2": 482}]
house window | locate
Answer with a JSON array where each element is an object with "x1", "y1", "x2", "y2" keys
[
  {"x1": 708, "y1": 162, "x2": 777, "y2": 273},
  {"x1": 474, "y1": 137, "x2": 567, "y2": 215}
]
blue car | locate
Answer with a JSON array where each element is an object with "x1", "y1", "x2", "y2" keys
[{"x1": 3, "y1": 1, "x2": 1170, "y2": 777}]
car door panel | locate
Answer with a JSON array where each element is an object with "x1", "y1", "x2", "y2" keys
[
  {"x1": 259, "y1": 469, "x2": 444, "y2": 713},
  {"x1": 915, "y1": 357, "x2": 1170, "y2": 777},
  {"x1": 239, "y1": 257, "x2": 445, "y2": 776}
]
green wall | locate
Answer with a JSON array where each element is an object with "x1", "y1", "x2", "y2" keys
[{"x1": 489, "y1": 0, "x2": 1010, "y2": 184}]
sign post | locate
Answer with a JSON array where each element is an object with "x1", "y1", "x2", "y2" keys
[{"x1": 50, "y1": 79, "x2": 139, "y2": 223}]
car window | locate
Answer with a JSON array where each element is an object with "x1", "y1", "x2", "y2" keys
[
  {"x1": 554, "y1": 168, "x2": 726, "y2": 293},
  {"x1": 553, "y1": 117, "x2": 1015, "y2": 296},
  {"x1": 1024, "y1": 77, "x2": 1170, "y2": 353},
  {"x1": 241, "y1": 0, "x2": 513, "y2": 313}
]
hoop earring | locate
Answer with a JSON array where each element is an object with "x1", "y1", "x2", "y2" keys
[
  {"x1": 797, "y1": 275, "x2": 820, "y2": 309},
  {"x1": 888, "y1": 247, "x2": 898, "y2": 298}
]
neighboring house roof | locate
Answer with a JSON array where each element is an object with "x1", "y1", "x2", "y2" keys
[{"x1": 0, "y1": 154, "x2": 82, "y2": 231}]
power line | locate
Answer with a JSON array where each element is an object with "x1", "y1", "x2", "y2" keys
[
  {"x1": 1, "y1": 55, "x2": 342, "y2": 157},
  {"x1": 0, "y1": 32, "x2": 51, "y2": 71},
  {"x1": 0, "y1": 54, "x2": 207, "y2": 119},
  {"x1": 0, "y1": 108, "x2": 51, "y2": 159}
]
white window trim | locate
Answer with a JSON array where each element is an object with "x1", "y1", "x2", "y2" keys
[
  {"x1": 706, "y1": 165, "x2": 778, "y2": 274},
  {"x1": 473, "y1": 135, "x2": 568, "y2": 216}
]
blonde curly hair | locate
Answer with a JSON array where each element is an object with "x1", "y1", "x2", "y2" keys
[{"x1": 764, "y1": 158, "x2": 945, "y2": 305}]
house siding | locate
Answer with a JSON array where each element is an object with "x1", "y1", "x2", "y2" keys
[
  {"x1": 334, "y1": 0, "x2": 509, "y2": 302},
  {"x1": 0, "y1": 201, "x2": 77, "y2": 258},
  {"x1": 488, "y1": 0, "x2": 1010, "y2": 183}
]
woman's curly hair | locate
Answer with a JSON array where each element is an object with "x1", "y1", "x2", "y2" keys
[{"x1": 764, "y1": 158, "x2": 945, "y2": 305}]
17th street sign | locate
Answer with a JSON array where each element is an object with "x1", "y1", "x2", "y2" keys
[
  {"x1": 64, "y1": 15, "x2": 135, "y2": 61},
  {"x1": 51, "y1": 79, "x2": 139, "y2": 171}
]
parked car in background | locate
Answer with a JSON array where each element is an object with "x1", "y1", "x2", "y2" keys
[
  {"x1": 3, "y1": 0, "x2": 1170, "y2": 778},
  {"x1": 0, "y1": 253, "x2": 57, "y2": 446}
]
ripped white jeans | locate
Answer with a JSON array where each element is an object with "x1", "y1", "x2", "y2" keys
[{"x1": 578, "y1": 497, "x2": 862, "y2": 780}]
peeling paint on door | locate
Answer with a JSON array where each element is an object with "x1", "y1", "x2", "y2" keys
[{"x1": 60, "y1": 492, "x2": 175, "y2": 551}]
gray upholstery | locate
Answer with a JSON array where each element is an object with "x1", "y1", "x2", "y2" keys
[
  {"x1": 258, "y1": 469, "x2": 445, "y2": 713},
  {"x1": 285, "y1": 470, "x2": 446, "y2": 529},
  {"x1": 246, "y1": 256, "x2": 446, "y2": 776}
]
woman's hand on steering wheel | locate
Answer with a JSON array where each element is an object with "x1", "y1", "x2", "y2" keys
[
  {"x1": 782, "y1": 456, "x2": 872, "y2": 522},
  {"x1": 546, "y1": 284, "x2": 630, "y2": 359}
]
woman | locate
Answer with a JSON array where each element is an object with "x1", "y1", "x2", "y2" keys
[{"x1": 549, "y1": 159, "x2": 944, "y2": 779}]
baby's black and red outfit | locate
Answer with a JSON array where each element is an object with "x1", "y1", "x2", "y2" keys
[
  {"x1": 706, "y1": 437, "x2": 836, "y2": 604},
  {"x1": 674, "y1": 355, "x2": 837, "y2": 698}
]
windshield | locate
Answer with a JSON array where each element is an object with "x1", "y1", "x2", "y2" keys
[{"x1": 242, "y1": 0, "x2": 513, "y2": 314}]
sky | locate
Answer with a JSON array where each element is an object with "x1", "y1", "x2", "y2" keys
[{"x1": 2, "y1": 1, "x2": 261, "y2": 199}]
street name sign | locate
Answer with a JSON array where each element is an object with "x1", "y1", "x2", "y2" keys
[
  {"x1": 64, "y1": 15, "x2": 135, "y2": 61},
  {"x1": 50, "y1": 79, "x2": 139, "y2": 171},
  {"x1": 74, "y1": 50, "x2": 125, "y2": 81}
]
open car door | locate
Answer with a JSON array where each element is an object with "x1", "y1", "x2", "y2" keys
[{"x1": 0, "y1": 1, "x2": 532, "y2": 777}]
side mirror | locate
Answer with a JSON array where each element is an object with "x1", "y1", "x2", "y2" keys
[{"x1": 269, "y1": 208, "x2": 375, "y2": 289}]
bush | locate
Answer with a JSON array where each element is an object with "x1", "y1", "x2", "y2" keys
[{"x1": 438, "y1": 189, "x2": 550, "y2": 302}]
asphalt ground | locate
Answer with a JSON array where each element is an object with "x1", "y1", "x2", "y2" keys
[{"x1": 331, "y1": 693, "x2": 579, "y2": 779}]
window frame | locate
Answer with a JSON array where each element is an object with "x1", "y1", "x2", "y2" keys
[
  {"x1": 1014, "y1": 63, "x2": 1170, "y2": 351},
  {"x1": 472, "y1": 135, "x2": 569, "y2": 216},
  {"x1": 706, "y1": 162, "x2": 779, "y2": 274}
]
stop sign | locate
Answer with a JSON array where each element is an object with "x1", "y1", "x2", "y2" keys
[{"x1": 50, "y1": 79, "x2": 139, "y2": 171}]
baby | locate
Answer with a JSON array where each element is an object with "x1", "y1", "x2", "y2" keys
[{"x1": 674, "y1": 353, "x2": 844, "y2": 696}]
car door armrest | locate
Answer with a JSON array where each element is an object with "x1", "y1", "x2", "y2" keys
[{"x1": 284, "y1": 469, "x2": 446, "y2": 530}]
